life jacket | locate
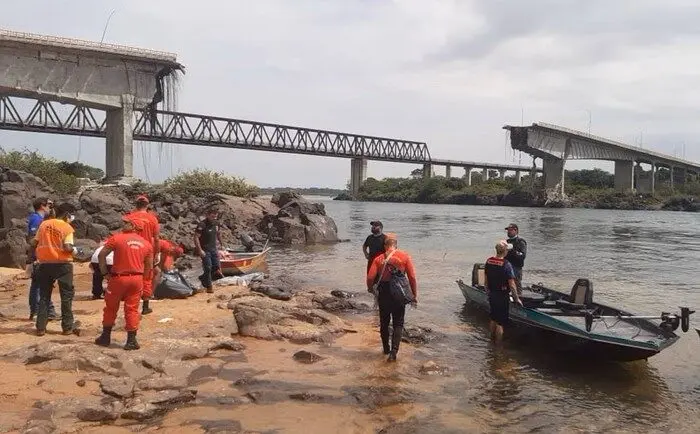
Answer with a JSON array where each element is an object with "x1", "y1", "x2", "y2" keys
[
  {"x1": 484, "y1": 256, "x2": 510, "y2": 292},
  {"x1": 35, "y1": 219, "x2": 74, "y2": 263}
]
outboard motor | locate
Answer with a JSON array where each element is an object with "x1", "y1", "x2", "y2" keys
[{"x1": 240, "y1": 233, "x2": 255, "y2": 252}]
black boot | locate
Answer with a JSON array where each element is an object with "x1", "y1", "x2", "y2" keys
[
  {"x1": 94, "y1": 326, "x2": 112, "y2": 347},
  {"x1": 141, "y1": 300, "x2": 153, "y2": 315},
  {"x1": 124, "y1": 331, "x2": 140, "y2": 351},
  {"x1": 380, "y1": 326, "x2": 391, "y2": 355},
  {"x1": 388, "y1": 326, "x2": 403, "y2": 362}
]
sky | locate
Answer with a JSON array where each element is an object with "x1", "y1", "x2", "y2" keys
[{"x1": 2, "y1": 0, "x2": 700, "y2": 188}]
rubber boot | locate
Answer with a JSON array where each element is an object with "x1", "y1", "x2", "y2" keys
[
  {"x1": 124, "y1": 331, "x2": 140, "y2": 351},
  {"x1": 141, "y1": 300, "x2": 153, "y2": 315},
  {"x1": 388, "y1": 326, "x2": 403, "y2": 362},
  {"x1": 95, "y1": 326, "x2": 112, "y2": 347},
  {"x1": 380, "y1": 326, "x2": 391, "y2": 355}
]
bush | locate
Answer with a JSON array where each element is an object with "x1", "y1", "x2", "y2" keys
[
  {"x1": 163, "y1": 169, "x2": 258, "y2": 197},
  {"x1": 0, "y1": 149, "x2": 82, "y2": 194}
]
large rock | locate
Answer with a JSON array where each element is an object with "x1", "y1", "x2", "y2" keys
[
  {"x1": 0, "y1": 168, "x2": 55, "y2": 229},
  {"x1": 231, "y1": 296, "x2": 349, "y2": 343},
  {"x1": 0, "y1": 227, "x2": 29, "y2": 268}
]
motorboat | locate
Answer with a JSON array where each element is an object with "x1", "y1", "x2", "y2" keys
[{"x1": 457, "y1": 264, "x2": 695, "y2": 362}]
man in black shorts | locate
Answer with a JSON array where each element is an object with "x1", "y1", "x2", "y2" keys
[
  {"x1": 362, "y1": 220, "x2": 386, "y2": 272},
  {"x1": 484, "y1": 240, "x2": 523, "y2": 343}
]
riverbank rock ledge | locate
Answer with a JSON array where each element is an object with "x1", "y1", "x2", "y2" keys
[{"x1": 0, "y1": 168, "x2": 340, "y2": 268}]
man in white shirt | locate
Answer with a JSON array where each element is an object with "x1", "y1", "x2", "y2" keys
[{"x1": 90, "y1": 244, "x2": 114, "y2": 299}]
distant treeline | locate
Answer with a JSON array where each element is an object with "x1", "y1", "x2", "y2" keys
[{"x1": 256, "y1": 187, "x2": 344, "y2": 196}]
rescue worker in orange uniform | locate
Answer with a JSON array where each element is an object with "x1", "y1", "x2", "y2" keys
[
  {"x1": 94, "y1": 216, "x2": 153, "y2": 351},
  {"x1": 31, "y1": 202, "x2": 80, "y2": 336},
  {"x1": 124, "y1": 195, "x2": 160, "y2": 315},
  {"x1": 152, "y1": 239, "x2": 185, "y2": 288},
  {"x1": 366, "y1": 233, "x2": 418, "y2": 362}
]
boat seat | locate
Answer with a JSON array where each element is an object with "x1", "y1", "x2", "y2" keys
[
  {"x1": 471, "y1": 263, "x2": 486, "y2": 288},
  {"x1": 555, "y1": 278, "x2": 593, "y2": 311},
  {"x1": 520, "y1": 292, "x2": 546, "y2": 308}
]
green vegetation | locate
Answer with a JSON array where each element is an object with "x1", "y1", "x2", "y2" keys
[
  {"x1": 345, "y1": 168, "x2": 700, "y2": 211},
  {"x1": 163, "y1": 169, "x2": 258, "y2": 197},
  {"x1": 0, "y1": 149, "x2": 104, "y2": 194}
]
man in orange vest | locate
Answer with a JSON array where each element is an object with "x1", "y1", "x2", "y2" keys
[
  {"x1": 30, "y1": 202, "x2": 80, "y2": 336},
  {"x1": 94, "y1": 216, "x2": 154, "y2": 350},
  {"x1": 124, "y1": 195, "x2": 160, "y2": 315},
  {"x1": 366, "y1": 233, "x2": 418, "y2": 362}
]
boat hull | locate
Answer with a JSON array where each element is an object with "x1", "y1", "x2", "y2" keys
[
  {"x1": 457, "y1": 280, "x2": 677, "y2": 362},
  {"x1": 219, "y1": 248, "x2": 270, "y2": 276}
]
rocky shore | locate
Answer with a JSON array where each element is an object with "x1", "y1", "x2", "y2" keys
[
  {"x1": 0, "y1": 167, "x2": 342, "y2": 269},
  {"x1": 0, "y1": 263, "x2": 447, "y2": 433}
]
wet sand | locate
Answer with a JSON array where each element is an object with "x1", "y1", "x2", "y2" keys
[{"x1": 0, "y1": 264, "x2": 467, "y2": 434}]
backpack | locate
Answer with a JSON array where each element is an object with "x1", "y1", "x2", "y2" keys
[{"x1": 374, "y1": 250, "x2": 414, "y2": 305}]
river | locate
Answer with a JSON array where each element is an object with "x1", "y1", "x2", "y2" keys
[{"x1": 269, "y1": 198, "x2": 700, "y2": 433}]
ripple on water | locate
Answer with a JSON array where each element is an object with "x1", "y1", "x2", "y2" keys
[{"x1": 269, "y1": 199, "x2": 700, "y2": 432}]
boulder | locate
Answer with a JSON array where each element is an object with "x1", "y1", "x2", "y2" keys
[
  {"x1": 302, "y1": 214, "x2": 340, "y2": 244},
  {"x1": 232, "y1": 296, "x2": 348, "y2": 343},
  {"x1": 100, "y1": 376, "x2": 136, "y2": 398},
  {"x1": 75, "y1": 398, "x2": 123, "y2": 422},
  {"x1": 0, "y1": 168, "x2": 55, "y2": 229},
  {"x1": 0, "y1": 227, "x2": 28, "y2": 268}
]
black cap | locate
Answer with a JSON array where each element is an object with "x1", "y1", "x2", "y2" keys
[
  {"x1": 505, "y1": 223, "x2": 518, "y2": 230},
  {"x1": 370, "y1": 221, "x2": 383, "y2": 228}
]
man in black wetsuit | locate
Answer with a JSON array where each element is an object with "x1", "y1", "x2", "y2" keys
[
  {"x1": 505, "y1": 223, "x2": 527, "y2": 291},
  {"x1": 362, "y1": 220, "x2": 386, "y2": 272},
  {"x1": 484, "y1": 240, "x2": 523, "y2": 343}
]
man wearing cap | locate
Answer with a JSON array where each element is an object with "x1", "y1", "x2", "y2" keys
[
  {"x1": 95, "y1": 216, "x2": 153, "y2": 350},
  {"x1": 194, "y1": 207, "x2": 224, "y2": 294},
  {"x1": 362, "y1": 221, "x2": 386, "y2": 272},
  {"x1": 504, "y1": 223, "x2": 527, "y2": 291},
  {"x1": 366, "y1": 233, "x2": 418, "y2": 362},
  {"x1": 124, "y1": 195, "x2": 160, "y2": 315},
  {"x1": 30, "y1": 202, "x2": 80, "y2": 336}
]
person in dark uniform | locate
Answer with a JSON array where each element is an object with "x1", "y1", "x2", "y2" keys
[
  {"x1": 194, "y1": 207, "x2": 223, "y2": 294},
  {"x1": 504, "y1": 223, "x2": 527, "y2": 291},
  {"x1": 362, "y1": 221, "x2": 386, "y2": 272},
  {"x1": 484, "y1": 240, "x2": 523, "y2": 343}
]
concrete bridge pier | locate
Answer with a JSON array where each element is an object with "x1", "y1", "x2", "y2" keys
[
  {"x1": 482, "y1": 168, "x2": 488, "y2": 181},
  {"x1": 445, "y1": 165, "x2": 452, "y2": 178},
  {"x1": 543, "y1": 158, "x2": 565, "y2": 199},
  {"x1": 423, "y1": 163, "x2": 433, "y2": 179},
  {"x1": 515, "y1": 170, "x2": 522, "y2": 184},
  {"x1": 350, "y1": 157, "x2": 367, "y2": 198},
  {"x1": 499, "y1": 169, "x2": 506, "y2": 180},
  {"x1": 614, "y1": 160, "x2": 635, "y2": 192},
  {"x1": 635, "y1": 162, "x2": 655, "y2": 194},
  {"x1": 105, "y1": 95, "x2": 135, "y2": 181},
  {"x1": 464, "y1": 167, "x2": 473, "y2": 186}
]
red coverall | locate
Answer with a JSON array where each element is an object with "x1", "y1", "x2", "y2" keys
[
  {"x1": 158, "y1": 239, "x2": 184, "y2": 271},
  {"x1": 102, "y1": 232, "x2": 153, "y2": 332},
  {"x1": 124, "y1": 210, "x2": 159, "y2": 300}
]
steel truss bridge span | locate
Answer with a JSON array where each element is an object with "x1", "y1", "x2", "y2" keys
[{"x1": 0, "y1": 96, "x2": 431, "y2": 163}]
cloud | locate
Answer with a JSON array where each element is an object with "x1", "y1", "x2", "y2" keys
[{"x1": 1, "y1": 0, "x2": 699, "y2": 188}]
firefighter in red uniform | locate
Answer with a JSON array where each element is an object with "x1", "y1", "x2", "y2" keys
[
  {"x1": 152, "y1": 239, "x2": 185, "y2": 290},
  {"x1": 124, "y1": 195, "x2": 160, "y2": 315},
  {"x1": 94, "y1": 216, "x2": 153, "y2": 350}
]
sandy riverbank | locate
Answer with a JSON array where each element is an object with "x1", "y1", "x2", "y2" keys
[{"x1": 0, "y1": 264, "x2": 471, "y2": 434}]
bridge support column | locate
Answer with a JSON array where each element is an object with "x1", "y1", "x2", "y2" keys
[
  {"x1": 350, "y1": 157, "x2": 367, "y2": 198},
  {"x1": 423, "y1": 163, "x2": 433, "y2": 179},
  {"x1": 464, "y1": 167, "x2": 473, "y2": 186},
  {"x1": 669, "y1": 166, "x2": 675, "y2": 188},
  {"x1": 515, "y1": 170, "x2": 522, "y2": 184},
  {"x1": 445, "y1": 165, "x2": 452, "y2": 179},
  {"x1": 635, "y1": 163, "x2": 654, "y2": 194},
  {"x1": 105, "y1": 95, "x2": 134, "y2": 181},
  {"x1": 499, "y1": 169, "x2": 506, "y2": 180},
  {"x1": 482, "y1": 168, "x2": 488, "y2": 181},
  {"x1": 542, "y1": 158, "x2": 565, "y2": 200},
  {"x1": 614, "y1": 160, "x2": 635, "y2": 192}
]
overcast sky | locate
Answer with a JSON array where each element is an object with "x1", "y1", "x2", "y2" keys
[{"x1": 2, "y1": 0, "x2": 699, "y2": 187}]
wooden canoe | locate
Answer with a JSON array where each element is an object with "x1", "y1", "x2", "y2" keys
[{"x1": 218, "y1": 247, "x2": 271, "y2": 276}]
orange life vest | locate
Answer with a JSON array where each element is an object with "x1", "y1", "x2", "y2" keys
[{"x1": 35, "y1": 219, "x2": 74, "y2": 263}]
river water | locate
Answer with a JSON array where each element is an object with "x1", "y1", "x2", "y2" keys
[{"x1": 269, "y1": 198, "x2": 700, "y2": 433}]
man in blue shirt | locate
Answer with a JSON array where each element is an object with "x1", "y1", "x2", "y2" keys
[{"x1": 27, "y1": 198, "x2": 57, "y2": 321}]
